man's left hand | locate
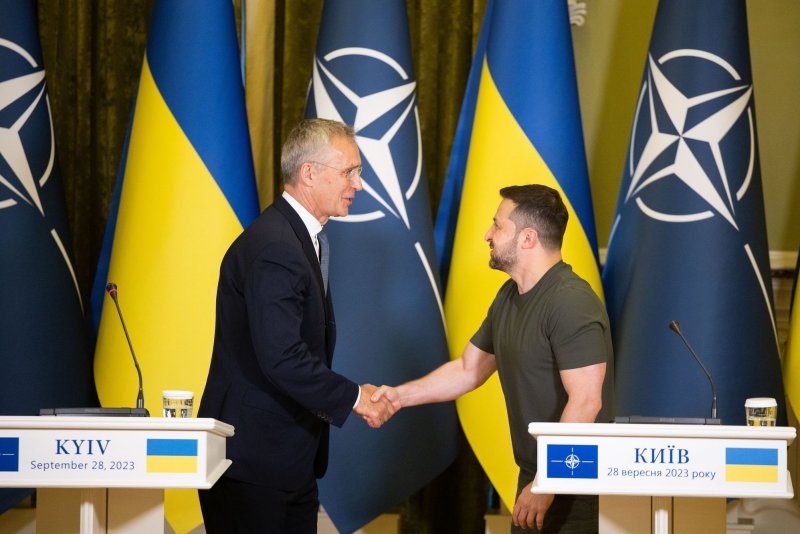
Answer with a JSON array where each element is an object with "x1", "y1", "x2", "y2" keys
[{"x1": 512, "y1": 482, "x2": 554, "y2": 530}]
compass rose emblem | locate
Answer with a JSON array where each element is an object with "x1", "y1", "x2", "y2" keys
[
  {"x1": 609, "y1": 47, "x2": 778, "y2": 349},
  {"x1": 309, "y1": 46, "x2": 422, "y2": 229},
  {"x1": 308, "y1": 45, "x2": 444, "y2": 324},
  {"x1": 0, "y1": 38, "x2": 53, "y2": 210},
  {"x1": 550, "y1": 446, "x2": 594, "y2": 476},
  {"x1": 625, "y1": 49, "x2": 755, "y2": 231},
  {"x1": 0, "y1": 36, "x2": 81, "y2": 305}
]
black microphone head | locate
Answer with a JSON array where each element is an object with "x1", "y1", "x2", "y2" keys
[
  {"x1": 106, "y1": 282, "x2": 118, "y2": 297},
  {"x1": 668, "y1": 320, "x2": 681, "y2": 334}
]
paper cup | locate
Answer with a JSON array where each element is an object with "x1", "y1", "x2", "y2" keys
[
  {"x1": 162, "y1": 390, "x2": 194, "y2": 418},
  {"x1": 745, "y1": 397, "x2": 777, "y2": 426}
]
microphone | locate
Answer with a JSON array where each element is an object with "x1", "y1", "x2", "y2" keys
[
  {"x1": 668, "y1": 320, "x2": 718, "y2": 421},
  {"x1": 37, "y1": 283, "x2": 149, "y2": 417},
  {"x1": 106, "y1": 282, "x2": 148, "y2": 415}
]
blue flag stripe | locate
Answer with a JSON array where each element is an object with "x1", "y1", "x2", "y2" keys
[
  {"x1": 146, "y1": 439, "x2": 198, "y2": 457},
  {"x1": 725, "y1": 448, "x2": 778, "y2": 466},
  {"x1": 486, "y1": 2, "x2": 598, "y2": 253},
  {"x1": 145, "y1": 0, "x2": 258, "y2": 226}
]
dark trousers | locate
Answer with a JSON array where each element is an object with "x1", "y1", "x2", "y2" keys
[
  {"x1": 512, "y1": 472, "x2": 598, "y2": 533},
  {"x1": 199, "y1": 475, "x2": 319, "y2": 534}
]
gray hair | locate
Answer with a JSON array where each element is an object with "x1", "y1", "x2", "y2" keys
[{"x1": 280, "y1": 119, "x2": 356, "y2": 185}]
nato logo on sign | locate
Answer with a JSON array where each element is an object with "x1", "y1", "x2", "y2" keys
[
  {"x1": 547, "y1": 444, "x2": 598, "y2": 479},
  {"x1": 0, "y1": 438, "x2": 20, "y2": 472}
]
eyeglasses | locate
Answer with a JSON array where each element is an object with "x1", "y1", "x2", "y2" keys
[{"x1": 311, "y1": 161, "x2": 363, "y2": 180}]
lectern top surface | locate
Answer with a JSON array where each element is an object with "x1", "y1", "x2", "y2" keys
[
  {"x1": 528, "y1": 422, "x2": 795, "y2": 444},
  {"x1": 0, "y1": 416, "x2": 234, "y2": 437}
]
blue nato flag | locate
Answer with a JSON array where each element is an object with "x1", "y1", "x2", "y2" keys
[
  {"x1": 0, "y1": 0, "x2": 97, "y2": 513},
  {"x1": 305, "y1": 0, "x2": 458, "y2": 531},
  {"x1": 602, "y1": 0, "x2": 785, "y2": 425}
]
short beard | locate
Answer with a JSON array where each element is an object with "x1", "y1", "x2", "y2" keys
[{"x1": 488, "y1": 246, "x2": 516, "y2": 272}]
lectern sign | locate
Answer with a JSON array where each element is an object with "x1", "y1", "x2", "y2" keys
[
  {"x1": 0, "y1": 416, "x2": 233, "y2": 489},
  {"x1": 530, "y1": 423, "x2": 793, "y2": 499},
  {"x1": 0, "y1": 429, "x2": 203, "y2": 486}
]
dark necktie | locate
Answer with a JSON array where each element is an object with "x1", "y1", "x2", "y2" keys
[{"x1": 318, "y1": 229, "x2": 329, "y2": 294}]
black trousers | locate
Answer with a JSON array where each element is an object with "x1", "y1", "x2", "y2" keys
[
  {"x1": 199, "y1": 475, "x2": 319, "y2": 534},
  {"x1": 511, "y1": 472, "x2": 598, "y2": 533}
]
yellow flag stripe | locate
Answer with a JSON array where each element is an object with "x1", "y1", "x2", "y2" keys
[
  {"x1": 146, "y1": 456, "x2": 198, "y2": 474},
  {"x1": 445, "y1": 59, "x2": 602, "y2": 508},
  {"x1": 725, "y1": 464, "x2": 778, "y2": 483}
]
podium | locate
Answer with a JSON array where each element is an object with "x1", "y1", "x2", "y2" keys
[
  {"x1": 529, "y1": 422, "x2": 796, "y2": 534},
  {"x1": 0, "y1": 416, "x2": 233, "y2": 534}
]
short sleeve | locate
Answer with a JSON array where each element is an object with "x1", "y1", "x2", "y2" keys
[
  {"x1": 470, "y1": 295, "x2": 498, "y2": 355},
  {"x1": 547, "y1": 285, "x2": 608, "y2": 370}
]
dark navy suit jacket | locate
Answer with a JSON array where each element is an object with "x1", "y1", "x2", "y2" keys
[{"x1": 198, "y1": 195, "x2": 359, "y2": 490}]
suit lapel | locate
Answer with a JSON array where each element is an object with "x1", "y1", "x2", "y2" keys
[
  {"x1": 273, "y1": 196, "x2": 326, "y2": 298},
  {"x1": 274, "y1": 196, "x2": 337, "y2": 361}
]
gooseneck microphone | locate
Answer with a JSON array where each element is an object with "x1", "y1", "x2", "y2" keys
[
  {"x1": 106, "y1": 282, "x2": 146, "y2": 413},
  {"x1": 669, "y1": 320, "x2": 718, "y2": 420}
]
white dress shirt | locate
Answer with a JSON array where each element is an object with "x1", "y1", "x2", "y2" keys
[{"x1": 280, "y1": 191, "x2": 361, "y2": 409}]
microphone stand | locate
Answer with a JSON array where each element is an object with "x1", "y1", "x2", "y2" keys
[
  {"x1": 669, "y1": 321, "x2": 719, "y2": 423},
  {"x1": 107, "y1": 284, "x2": 147, "y2": 413}
]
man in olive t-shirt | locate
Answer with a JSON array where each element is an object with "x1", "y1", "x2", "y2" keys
[{"x1": 373, "y1": 185, "x2": 613, "y2": 533}]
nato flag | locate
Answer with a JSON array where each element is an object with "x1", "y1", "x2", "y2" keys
[
  {"x1": 0, "y1": 0, "x2": 96, "y2": 512},
  {"x1": 306, "y1": 0, "x2": 458, "y2": 531},
  {"x1": 546, "y1": 445, "x2": 598, "y2": 480},
  {"x1": 603, "y1": 0, "x2": 785, "y2": 425}
]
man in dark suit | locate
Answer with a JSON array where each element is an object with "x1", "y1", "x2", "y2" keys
[{"x1": 198, "y1": 118, "x2": 394, "y2": 533}]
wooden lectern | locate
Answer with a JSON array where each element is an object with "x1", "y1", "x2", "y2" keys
[
  {"x1": 0, "y1": 416, "x2": 233, "y2": 534},
  {"x1": 529, "y1": 422, "x2": 795, "y2": 534}
]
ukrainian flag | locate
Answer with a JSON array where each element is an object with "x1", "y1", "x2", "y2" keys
[
  {"x1": 91, "y1": 1, "x2": 258, "y2": 532},
  {"x1": 146, "y1": 439, "x2": 198, "y2": 474},
  {"x1": 441, "y1": 2, "x2": 602, "y2": 507},
  {"x1": 725, "y1": 447, "x2": 779, "y2": 483}
]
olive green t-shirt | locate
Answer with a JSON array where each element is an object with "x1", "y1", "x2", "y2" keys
[{"x1": 471, "y1": 261, "x2": 614, "y2": 474}]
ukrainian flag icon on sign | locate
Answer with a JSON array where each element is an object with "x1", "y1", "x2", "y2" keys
[
  {"x1": 547, "y1": 444, "x2": 598, "y2": 479},
  {"x1": 146, "y1": 439, "x2": 198, "y2": 474},
  {"x1": 725, "y1": 447, "x2": 778, "y2": 483}
]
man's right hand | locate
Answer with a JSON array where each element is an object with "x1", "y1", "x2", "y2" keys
[
  {"x1": 370, "y1": 385, "x2": 402, "y2": 412},
  {"x1": 513, "y1": 482, "x2": 554, "y2": 530},
  {"x1": 354, "y1": 384, "x2": 396, "y2": 428}
]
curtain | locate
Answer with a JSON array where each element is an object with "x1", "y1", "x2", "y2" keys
[{"x1": 37, "y1": 0, "x2": 154, "y2": 306}]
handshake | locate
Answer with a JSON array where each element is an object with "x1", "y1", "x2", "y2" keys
[{"x1": 353, "y1": 384, "x2": 400, "y2": 428}]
